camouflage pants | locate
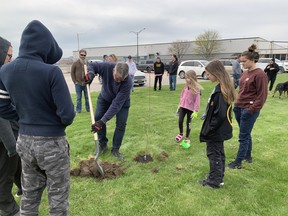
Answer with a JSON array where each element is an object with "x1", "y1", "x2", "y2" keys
[{"x1": 16, "y1": 134, "x2": 70, "y2": 216}]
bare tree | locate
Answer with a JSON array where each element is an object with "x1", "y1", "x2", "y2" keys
[
  {"x1": 168, "y1": 40, "x2": 190, "y2": 60},
  {"x1": 194, "y1": 30, "x2": 222, "y2": 60}
]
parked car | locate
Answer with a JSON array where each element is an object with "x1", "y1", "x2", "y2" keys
[
  {"x1": 133, "y1": 70, "x2": 146, "y2": 86},
  {"x1": 256, "y1": 58, "x2": 285, "y2": 73},
  {"x1": 177, "y1": 60, "x2": 209, "y2": 79},
  {"x1": 219, "y1": 59, "x2": 237, "y2": 76},
  {"x1": 282, "y1": 60, "x2": 288, "y2": 72},
  {"x1": 137, "y1": 60, "x2": 154, "y2": 72}
]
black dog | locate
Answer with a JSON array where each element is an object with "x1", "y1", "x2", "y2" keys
[{"x1": 272, "y1": 81, "x2": 288, "y2": 98}]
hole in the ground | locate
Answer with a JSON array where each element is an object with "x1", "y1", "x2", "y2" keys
[{"x1": 134, "y1": 153, "x2": 153, "y2": 163}]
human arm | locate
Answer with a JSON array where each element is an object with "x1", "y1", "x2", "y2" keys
[
  {"x1": 101, "y1": 79, "x2": 131, "y2": 123},
  {"x1": 70, "y1": 62, "x2": 77, "y2": 83},
  {"x1": 0, "y1": 118, "x2": 18, "y2": 157},
  {"x1": 248, "y1": 73, "x2": 268, "y2": 113},
  {"x1": 0, "y1": 79, "x2": 18, "y2": 121},
  {"x1": 50, "y1": 67, "x2": 75, "y2": 126}
]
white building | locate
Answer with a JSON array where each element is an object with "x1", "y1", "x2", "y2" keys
[{"x1": 73, "y1": 37, "x2": 288, "y2": 62}]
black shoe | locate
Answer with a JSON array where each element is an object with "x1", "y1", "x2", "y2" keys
[
  {"x1": 205, "y1": 174, "x2": 224, "y2": 186},
  {"x1": 98, "y1": 145, "x2": 108, "y2": 155},
  {"x1": 111, "y1": 149, "x2": 123, "y2": 161},
  {"x1": 244, "y1": 157, "x2": 253, "y2": 163},
  {"x1": 228, "y1": 161, "x2": 242, "y2": 169},
  {"x1": 198, "y1": 179, "x2": 220, "y2": 189}
]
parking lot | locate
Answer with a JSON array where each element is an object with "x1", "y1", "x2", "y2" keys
[{"x1": 63, "y1": 70, "x2": 189, "y2": 93}]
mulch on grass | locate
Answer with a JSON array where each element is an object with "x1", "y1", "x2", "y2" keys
[{"x1": 70, "y1": 158, "x2": 124, "y2": 180}]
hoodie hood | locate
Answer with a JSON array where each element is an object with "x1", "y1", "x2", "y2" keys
[
  {"x1": 0, "y1": 36, "x2": 11, "y2": 67},
  {"x1": 19, "y1": 20, "x2": 62, "y2": 64}
]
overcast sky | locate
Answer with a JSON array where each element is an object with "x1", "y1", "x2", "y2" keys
[{"x1": 1, "y1": 0, "x2": 288, "y2": 57}]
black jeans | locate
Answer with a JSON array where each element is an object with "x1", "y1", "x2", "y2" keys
[
  {"x1": 267, "y1": 73, "x2": 277, "y2": 91},
  {"x1": 178, "y1": 107, "x2": 192, "y2": 138},
  {"x1": 95, "y1": 94, "x2": 130, "y2": 150},
  {"x1": 154, "y1": 75, "x2": 163, "y2": 90},
  {"x1": 206, "y1": 141, "x2": 225, "y2": 186},
  {"x1": 0, "y1": 143, "x2": 21, "y2": 215}
]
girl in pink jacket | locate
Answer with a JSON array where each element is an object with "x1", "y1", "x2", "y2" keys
[{"x1": 175, "y1": 70, "x2": 202, "y2": 144}]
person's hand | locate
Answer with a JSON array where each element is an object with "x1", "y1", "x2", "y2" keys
[
  {"x1": 192, "y1": 111, "x2": 198, "y2": 119},
  {"x1": 91, "y1": 120, "x2": 104, "y2": 133}
]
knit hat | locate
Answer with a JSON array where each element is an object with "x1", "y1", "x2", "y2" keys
[{"x1": 0, "y1": 36, "x2": 11, "y2": 66}]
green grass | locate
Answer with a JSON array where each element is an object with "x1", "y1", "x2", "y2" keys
[{"x1": 28, "y1": 74, "x2": 288, "y2": 215}]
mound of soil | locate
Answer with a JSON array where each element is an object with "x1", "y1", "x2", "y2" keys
[
  {"x1": 134, "y1": 153, "x2": 153, "y2": 163},
  {"x1": 159, "y1": 151, "x2": 169, "y2": 161},
  {"x1": 71, "y1": 158, "x2": 124, "y2": 180}
]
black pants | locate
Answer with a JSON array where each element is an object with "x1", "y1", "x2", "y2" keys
[
  {"x1": 206, "y1": 141, "x2": 225, "y2": 186},
  {"x1": 178, "y1": 107, "x2": 192, "y2": 138},
  {"x1": 267, "y1": 73, "x2": 277, "y2": 91},
  {"x1": 0, "y1": 143, "x2": 21, "y2": 215},
  {"x1": 154, "y1": 75, "x2": 163, "y2": 90}
]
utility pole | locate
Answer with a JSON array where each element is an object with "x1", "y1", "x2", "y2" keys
[{"x1": 130, "y1": 28, "x2": 146, "y2": 63}]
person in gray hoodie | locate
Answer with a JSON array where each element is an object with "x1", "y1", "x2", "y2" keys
[{"x1": 0, "y1": 36, "x2": 21, "y2": 216}]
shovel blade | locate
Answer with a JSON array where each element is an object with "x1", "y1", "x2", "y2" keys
[{"x1": 95, "y1": 139, "x2": 104, "y2": 177}]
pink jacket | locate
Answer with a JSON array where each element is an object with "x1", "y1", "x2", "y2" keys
[{"x1": 179, "y1": 86, "x2": 200, "y2": 112}]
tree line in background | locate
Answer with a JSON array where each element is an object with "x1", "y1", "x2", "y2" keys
[{"x1": 168, "y1": 30, "x2": 222, "y2": 60}]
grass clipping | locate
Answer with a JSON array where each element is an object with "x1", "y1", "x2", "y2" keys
[{"x1": 71, "y1": 158, "x2": 124, "y2": 180}]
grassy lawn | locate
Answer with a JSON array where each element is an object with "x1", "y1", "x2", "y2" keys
[{"x1": 29, "y1": 74, "x2": 288, "y2": 215}]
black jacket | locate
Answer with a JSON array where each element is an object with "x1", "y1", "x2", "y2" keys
[
  {"x1": 264, "y1": 63, "x2": 279, "y2": 76},
  {"x1": 154, "y1": 61, "x2": 164, "y2": 75},
  {"x1": 200, "y1": 84, "x2": 233, "y2": 142},
  {"x1": 169, "y1": 60, "x2": 179, "y2": 75}
]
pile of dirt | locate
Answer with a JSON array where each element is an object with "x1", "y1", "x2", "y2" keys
[
  {"x1": 71, "y1": 158, "x2": 124, "y2": 180},
  {"x1": 159, "y1": 151, "x2": 169, "y2": 161},
  {"x1": 134, "y1": 153, "x2": 153, "y2": 163}
]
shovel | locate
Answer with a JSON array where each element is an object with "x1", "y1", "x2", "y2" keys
[{"x1": 84, "y1": 65, "x2": 104, "y2": 177}]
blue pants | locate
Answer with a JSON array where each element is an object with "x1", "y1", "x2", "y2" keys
[
  {"x1": 130, "y1": 75, "x2": 134, "y2": 92},
  {"x1": 75, "y1": 84, "x2": 89, "y2": 113},
  {"x1": 94, "y1": 94, "x2": 130, "y2": 150},
  {"x1": 233, "y1": 106, "x2": 260, "y2": 163},
  {"x1": 169, "y1": 75, "x2": 177, "y2": 90}
]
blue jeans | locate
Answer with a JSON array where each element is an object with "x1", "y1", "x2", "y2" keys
[
  {"x1": 233, "y1": 106, "x2": 260, "y2": 163},
  {"x1": 75, "y1": 84, "x2": 89, "y2": 113},
  {"x1": 169, "y1": 75, "x2": 177, "y2": 90},
  {"x1": 94, "y1": 94, "x2": 130, "y2": 150}
]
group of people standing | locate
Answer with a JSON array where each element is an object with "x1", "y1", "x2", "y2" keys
[
  {"x1": 0, "y1": 19, "x2": 271, "y2": 215},
  {"x1": 175, "y1": 44, "x2": 268, "y2": 188}
]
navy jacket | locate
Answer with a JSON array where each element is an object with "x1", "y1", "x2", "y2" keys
[
  {"x1": 0, "y1": 20, "x2": 75, "y2": 136},
  {"x1": 87, "y1": 62, "x2": 131, "y2": 123},
  {"x1": 200, "y1": 84, "x2": 233, "y2": 142}
]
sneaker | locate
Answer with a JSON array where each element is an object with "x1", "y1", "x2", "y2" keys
[
  {"x1": 111, "y1": 149, "x2": 123, "y2": 161},
  {"x1": 228, "y1": 161, "x2": 242, "y2": 169},
  {"x1": 15, "y1": 188, "x2": 22, "y2": 198},
  {"x1": 205, "y1": 174, "x2": 224, "y2": 186},
  {"x1": 198, "y1": 179, "x2": 220, "y2": 189},
  {"x1": 175, "y1": 133, "x2": 184, "y2": 142},
  {"x1": 244, "y1": 157, "x2": 253, "y2": 163}
]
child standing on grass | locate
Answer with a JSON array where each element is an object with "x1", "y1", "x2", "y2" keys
[
  {"x1": 198, "y1": 60, "x2": 236, "y2": 189},
  {"x1": 175, "y1": 70, "x2": 201, "y2": 145}
]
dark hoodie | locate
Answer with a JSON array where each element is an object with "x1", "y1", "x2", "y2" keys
[
  {"x1": 0, "y1": 20, "x2": 75, "y2": 136},
  {"x1": 0, "y1": 36, "x2": 18, "y2": 157}
]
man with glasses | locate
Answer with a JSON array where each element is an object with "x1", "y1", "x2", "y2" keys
[
  {"x1": 0, "y1": 36, "x2": 22, "y2": 216},
  {"x1": 71, "y1": 49, "x2": 90, "y2": 113},
  {"x1": 88, "y1": 62, "x2": 131, "y2": 160}
]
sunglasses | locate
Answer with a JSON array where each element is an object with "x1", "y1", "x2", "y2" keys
[
  {"x1": 80, "y1": 54, "x2": 86, "y2": 57},
  {"x1": 7, "y1": 54, "x2": 12, "y2": 59}
]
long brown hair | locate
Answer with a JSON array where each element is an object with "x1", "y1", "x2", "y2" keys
[
  {"x1": 185, "y1": 70, "x2": 203, "y2": 94},
  {"x1": 205, "y1": 60, "x2": 236, "y2": 104}
]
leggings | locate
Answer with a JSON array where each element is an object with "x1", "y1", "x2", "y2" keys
[{"x1": 178, "y1": 107, "x2": 193, "y2": 138}]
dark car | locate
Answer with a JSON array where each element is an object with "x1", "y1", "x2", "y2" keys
[{"x1": 137, "y1": 60, "x2": 154, "y2": 72}]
